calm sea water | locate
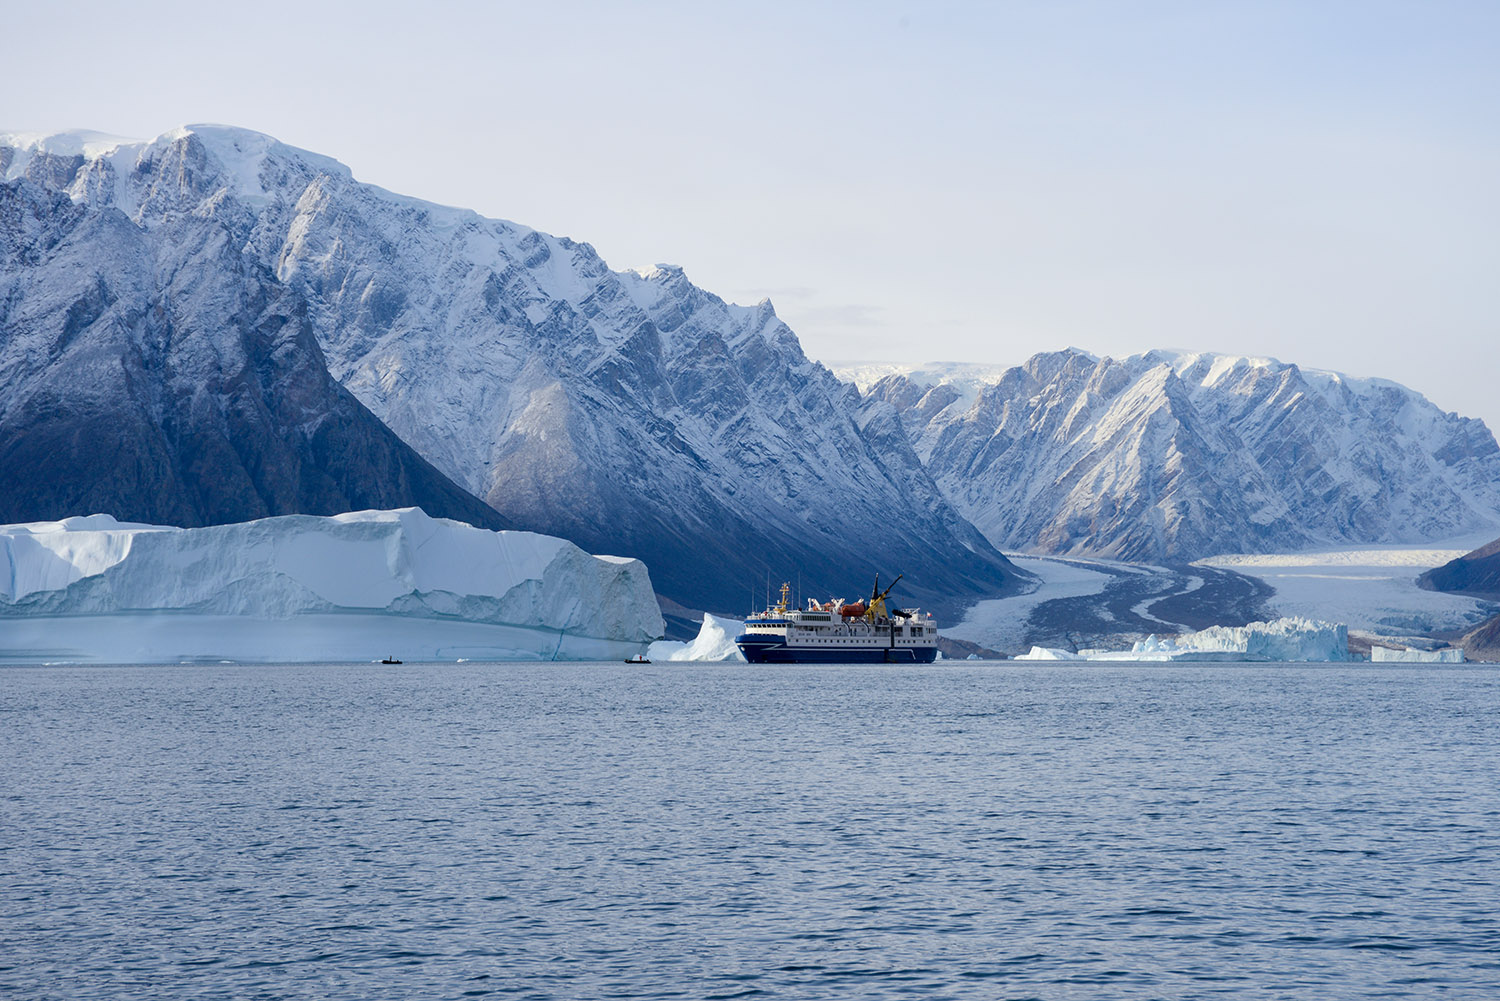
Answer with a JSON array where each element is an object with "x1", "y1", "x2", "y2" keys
[{"x1": 3, "y1": 661, "x2": 1498, "y2": 1000}]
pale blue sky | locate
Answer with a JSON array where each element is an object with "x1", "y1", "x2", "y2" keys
[{"x1": 6, "y1": 0, "x2": 1497, "y2": 428}]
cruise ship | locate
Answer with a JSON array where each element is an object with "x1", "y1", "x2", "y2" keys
[{"x1": 735, "y1": 576, "x2": 939, "y2": 663}]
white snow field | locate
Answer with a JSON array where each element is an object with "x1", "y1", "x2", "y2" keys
[
  {"x1": 0, "y1": 509, "x2": 663, "y2": 663},
  {"x1": 647, "y1": 613, "x2": 747, "y2": 662},
  {"x1": 1016, "y1": 618, "x2": 1349, "y2": 662},
  {"x1": 1198, "y1": 539, "x2": 1498, "y2": 639}
]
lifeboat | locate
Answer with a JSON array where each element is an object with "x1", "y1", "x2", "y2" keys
[{"x1": 839, "y1": 602, "x2": 867, "y2": 618}]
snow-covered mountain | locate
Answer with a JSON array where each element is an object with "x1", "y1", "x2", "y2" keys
[
  {"x1": 0, "y1": 138, "x2": 505, "y2": 533},
  {"x1": 1, "y1": 126, "x2": 1016, "y2": 613},
  {"x1": 850, "y1": 350, "x2": 1500, "y2": 561}
]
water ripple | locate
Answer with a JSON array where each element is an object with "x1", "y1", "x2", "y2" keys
[{"x1": 3, "y1": 661, "x2": 1499, "y2": 998}]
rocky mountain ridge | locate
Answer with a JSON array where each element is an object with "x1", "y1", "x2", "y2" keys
[
  {"x1": 849, "y1": 350, "x2": 1500, "y2": 561},
  {"x1": 1419, "y1": 535, "x2": 1500, "y2": 598}
]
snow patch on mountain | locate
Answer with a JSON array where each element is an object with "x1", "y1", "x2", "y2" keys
[
  {"x1": 830, "y1": 360, "x2": 1023, "y2": 413},
  {"x1": 0, "y1": 129, "x2": 141, "y2": 165}
]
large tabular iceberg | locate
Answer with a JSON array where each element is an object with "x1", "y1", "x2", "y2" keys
[
  {"x1": 1016, "y1": 617, "x2": 1350, "y2": 662},
  {"x1": 0, "y1": 509, "x2": 664, "y2": 663}
]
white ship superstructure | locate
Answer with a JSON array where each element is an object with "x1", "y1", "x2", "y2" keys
[{"x1": 735, "y1": 578, "x2": 939, "y2": 664}]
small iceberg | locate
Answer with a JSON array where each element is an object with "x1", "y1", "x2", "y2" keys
[
  {"x1": 647, "y1": 613, "x2": 747, "y2": 662},
  {"x1": 1370, "y1": 646, "x2": 1464, "y2": 663},
  {"x1": 1016, "y1": 617, "x2": 1350, "y2": 662}
]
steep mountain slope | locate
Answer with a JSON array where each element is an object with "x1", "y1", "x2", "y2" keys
[
  {"x1": 0, "y1": 165, "x2": 505, "y2": 532},
  {"x1": 1419, "y1": 536, "x2": 1500, "y2": 597},
  {"x1": 2, "y1": 127, "x2": 1016, "y2": 612},
  {"x1": 1460, "y1": 613, "x2": 1500, "y2": 662},
  {"x1": 853, "y1": 350, "x2": 1500, "y2": 561}
]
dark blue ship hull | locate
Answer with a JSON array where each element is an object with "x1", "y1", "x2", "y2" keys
[{"x1": 736, "y1": 634, "x2": 939, "y2": 664}]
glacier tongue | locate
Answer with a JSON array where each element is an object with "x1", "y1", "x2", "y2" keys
[{"x1": 0, "y1": 509, "x2": 664, "y2": 663}]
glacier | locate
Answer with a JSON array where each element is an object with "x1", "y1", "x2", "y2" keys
[
  {"x1": 0, "y1": 509, "x2": 663, "y2": 663},
  {"x1": 1015, "y1": 617, "x2": 1350, "y2": 662}
]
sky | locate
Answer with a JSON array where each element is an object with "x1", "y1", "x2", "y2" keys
[{"x1": 5, "y1": 0, "x2": 1498, "y2": 428}]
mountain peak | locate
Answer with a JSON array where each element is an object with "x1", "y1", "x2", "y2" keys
[
  {"x1": 874, "y1": 348, "x2": 1500, "y2": 561},
  {"x1": 0, "y1": 129, "x2": 141, "y2": 160}
]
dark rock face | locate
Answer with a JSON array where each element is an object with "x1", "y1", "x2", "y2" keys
[
  {"x1": 868, "y1": 350, "x2": 1500, "y2": 562},
  {"x1": 2, "y1": 128, "x2": 1016, "y2": 613},
  {"x1": 1461, "y1": 613, "x2": 1500, "y2": 662},
  {"x1": 1420, "y1": 536, "x2": 1500, "y2": 598},
  {"x1": 0, "y1": 173, "x2": 504, "y2": 532}
]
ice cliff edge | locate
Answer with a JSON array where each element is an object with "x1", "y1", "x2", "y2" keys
[
  {"x1": 0, "y1": 508, "x2": 664, "y2": 663},
  {"x1": 1016, "y1": 618, "x2": 1350, "y2": 662}
]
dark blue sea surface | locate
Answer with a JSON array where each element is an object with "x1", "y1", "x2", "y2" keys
[{"x1": 3, "y1": 661, "x2": 1498, "y2": 999}]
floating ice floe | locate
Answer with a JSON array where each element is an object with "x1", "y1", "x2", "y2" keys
[
  {"x1": 1370, "y1": 646, "x2": 1465, "y2": 663},
  {"x1": 1015, "y1": 617, "x2": 1350, "y2": 662},
  {"x1": 0, "y1": 509, "x2": 663, "y2": 663},
  {"x1": 647, "y1": 613, "x2": 746, "y2": 662}
]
